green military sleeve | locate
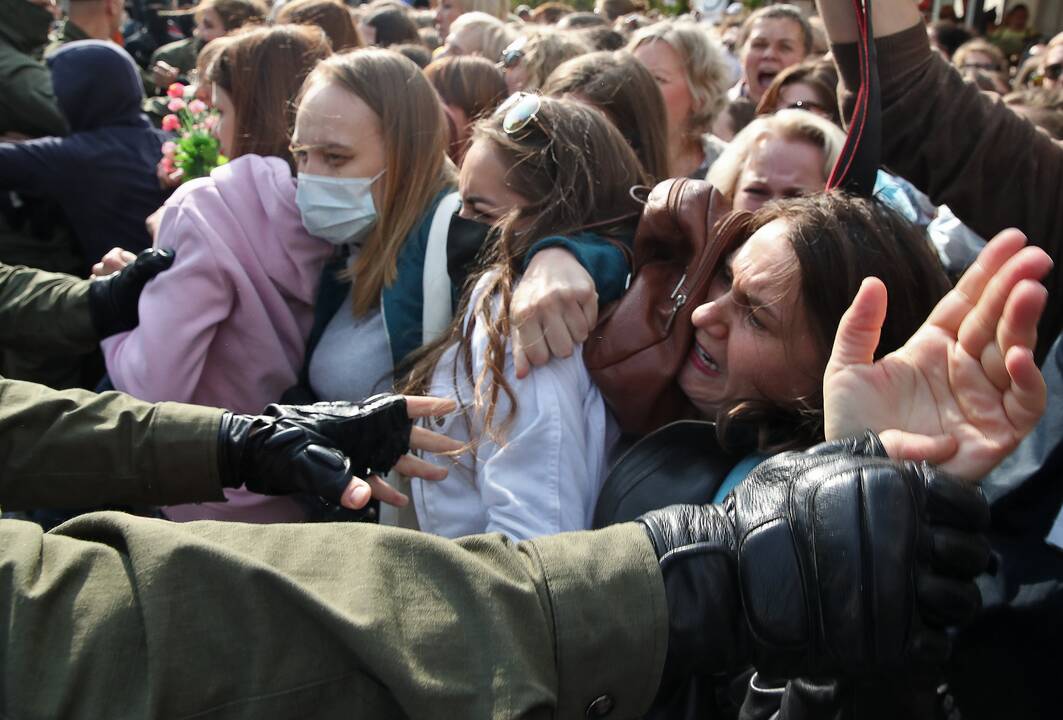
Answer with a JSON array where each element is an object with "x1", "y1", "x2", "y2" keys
[
  {"x1": 0, "y1": 514, "x2": 667, "y2": 719},
  {"x1": 0, "y1": 262, "x2": 97, "y2": 353},
  {"x1": 0, "y1": 380, "x2": 224, "y2": 510}
]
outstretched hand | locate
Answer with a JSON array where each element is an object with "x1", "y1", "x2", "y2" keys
[
  {"x1": 824, "y1": 229, "x2": 1051, "y2": 482},
  {"x1": 342, "y1": 396, "x2": 461, "y2": 509}
]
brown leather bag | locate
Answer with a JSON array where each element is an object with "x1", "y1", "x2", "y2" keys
[{"x1": 583, "y1": 177, "x2": 750, "y2": 435}]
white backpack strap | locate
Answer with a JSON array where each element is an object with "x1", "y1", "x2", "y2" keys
[{"x1": 422, "y1": 191, "x2": 462, "y2": 343}]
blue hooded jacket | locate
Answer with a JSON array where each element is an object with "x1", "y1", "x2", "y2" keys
[{"x1": 0, "y1": 40, "x2": 167, "y2": 266}]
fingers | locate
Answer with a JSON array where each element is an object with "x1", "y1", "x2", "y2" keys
[
  {"x1": 403, "y1": 395, "x2": 456, "y2": 419},
  {"x1": 825, "y1": 277, "x2": 887, "y2": 377},
  {"x1": 513, "y1": 336, "x2": 530, "y2": 380},
  {"x1": 367, "y1": 474, "x2": 408, "y2": 507},
  {"x1": 513, "y1": 320, "x2": 550, "y2": 373},
  {"x1": 581, "y1": 294, "x2": 598, "y2": 335},
  {"x1": 916, "y1": 574, "x2": 982, "y2": 627},
  {"x1": 395, "y1": 453, "x2": 450, "y2": 481},
  {"x1": 92, "y1": 247, "x2": 136, "y2": 278},
  {"x1": 956, "y1": 246, "x2": 1052, "y2": 366},
  {"x1": 1003, "y1": 344, "x2": 1048, "y2": 436},
  {"x1": 543, "y1": 311, "x2": 575, "y2": 360},
  {"x1": 409, "y1": 425, "x2": 462, "y2": 454},
  {"x1": 340, "y1": 476, "x2": 372, "y2": 510},
  {"x1": 924, "y1": 468, "x2": 991, "y2": 531},
  {"x1": 928, "y1": 526, "x2": 992, "y2": 579},
  {"x1": 927, "y1": 229, "x2": 1028, "y2": 333},
  {"x1": 879, "y1": 430, "x2": 958, "y2": 466}
]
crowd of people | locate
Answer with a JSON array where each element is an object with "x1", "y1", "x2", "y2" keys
[{"x1": 0, "y1": 0, "x2": 1062, "y2": 716}]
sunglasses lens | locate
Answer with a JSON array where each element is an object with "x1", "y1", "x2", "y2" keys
[
  {"x1": 1047, "y1": 64, "x2": 1063, "y2": 80},
  {"x1": 502, "y1": 93, "x2": 541, "y2": 134}
]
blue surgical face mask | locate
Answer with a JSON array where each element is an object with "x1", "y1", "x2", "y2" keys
[{"x1": 295, "y1": 170, "x2": 385, "y2": 246}]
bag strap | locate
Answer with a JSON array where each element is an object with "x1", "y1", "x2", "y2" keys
[
  {"x1": 422, "y1": 191, "x2": 462, "y2": 343},
  {"x1": 826, "y1": 0, "x2": 880, "y2": 197}
]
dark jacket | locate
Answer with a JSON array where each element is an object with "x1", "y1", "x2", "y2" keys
[
  {"x1": 0, "y1": 40, "x2": 167, "y2": 265},
  {"x1": 0, "y1": 0, "x2": 66, "y2": 137}
]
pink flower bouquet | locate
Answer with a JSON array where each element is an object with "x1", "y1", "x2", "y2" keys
[{"x1": 160, "y1": 83, "x2": 227, "y2": 182}]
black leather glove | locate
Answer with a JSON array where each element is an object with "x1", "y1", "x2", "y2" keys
[
  {"x1": 87, "y1": 248, "x2": 175, "y2": 338},
  {"x1": 217, "y1": 394, "x2": 412, "y2": 504},
  {"x1": 638, "y1": 432, "x2": 990, "y2": 698}
]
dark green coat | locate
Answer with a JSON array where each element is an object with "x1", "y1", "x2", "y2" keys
[{"x1": 0, "y1": 0, "x2": 66, "y2": 137}]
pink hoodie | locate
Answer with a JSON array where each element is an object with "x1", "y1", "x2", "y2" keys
[{"x1": 102, "y1": 154, "x2": 332, "y2": 523}]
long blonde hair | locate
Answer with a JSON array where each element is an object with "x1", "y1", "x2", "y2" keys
[{"x1": 302, "y1": 49, "x2": 453, "y2": 315}]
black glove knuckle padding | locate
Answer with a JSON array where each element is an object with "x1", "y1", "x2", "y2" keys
[
  {"x1": 735, "y1": 452, "x2": 924, "y2": 676},
  {"x1": 263, "y1": 394, "x2": 411, "y2": 478},
  {"x1": 638, "y1": 435, "x2": 992, "y2": 691}
]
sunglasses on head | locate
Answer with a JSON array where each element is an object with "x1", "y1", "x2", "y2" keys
[
  {"x1": 497, "y1": 36, "x2": 528, "y2": 70},
  {"x1": 495, "y1": 92, "x2": 542, "y2": 134}
]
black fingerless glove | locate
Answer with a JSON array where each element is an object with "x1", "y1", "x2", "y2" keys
[
  {"x1": 638, "y1": 433, "x2": 990, "y2": 701},
  {"x1": 87, "y1": 248, "x2": 175, "y2": 338},
  {"x1": 217, "y1": 394, "x2": 412, "y2": 504},
  {"x1": 261, "y1": 394, "x2": 411, "y2": 479}
]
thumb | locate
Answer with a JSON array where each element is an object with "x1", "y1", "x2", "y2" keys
[
  {"x1": 826, "y1": 277, "x2": 888, "y2": 378},
  {"x1": 879, "y1": 430, "x2": 958, "y2": 466}
]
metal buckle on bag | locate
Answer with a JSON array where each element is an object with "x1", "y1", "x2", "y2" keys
[{"x1": 665, "y1": 273, "x2": 688, "y2": 332}]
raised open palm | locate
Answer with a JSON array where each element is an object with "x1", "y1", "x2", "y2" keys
[{"x1": 824, "y1": 229, "x2": 1051, "y2": 482}]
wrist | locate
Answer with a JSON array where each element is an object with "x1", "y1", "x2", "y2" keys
[{"x1": 217, "y1": 412, "x2": 261, "y2": 489}]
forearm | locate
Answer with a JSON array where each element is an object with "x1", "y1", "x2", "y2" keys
[
  {"x1": 815, "y1": 0, "x2": 921, "y2": 43},
  {"x1": 0, "y1": 263, "x2": 97, "y2": 353},
  {"x1": 0, "y1": 379, "x2": 224, "y2": 510},
  {"x1": 1, "y1": 516, "x2": 666, "y2": 719}
]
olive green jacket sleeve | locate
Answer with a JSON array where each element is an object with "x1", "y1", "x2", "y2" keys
[
  {"x1": 0, "y1": 380, "x2": 224, "y2": 509},
  {"x1": 1, "y1": 515, "x2": 668, "y2": 719},
  {"x1": 0, "y1": 262, "x2": 97, "y2": 353}
]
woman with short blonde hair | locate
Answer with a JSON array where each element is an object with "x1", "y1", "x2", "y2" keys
[
  {"x1": 628, "y1": 20, "x2": 731, "y2": 178},
  {"x1": 444, "y1": 11, "x2": 514, "y2": 61},
  {"x1": 708, "y1": 108, "x2": 844, "y2": 209}
]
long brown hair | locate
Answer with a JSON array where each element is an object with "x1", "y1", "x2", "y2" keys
[
  {"x1": 713, "y1": 192, "x2": 951, "y2": 453},
  {"x1": 542, "y1": 50, "x2": 671, "y2": 182},
  {"x1": 275, "y1": 0, "x2": 363, "y2": 52},
  {"x1": 301, "y1": 49, "x2": 452, "y2": 315},
  {"x1": 207, "y1": 24, "x2": 331, "y2": 165},
  {"x1": 402, "y1": 97, "x2": 648, "y2": 438}
]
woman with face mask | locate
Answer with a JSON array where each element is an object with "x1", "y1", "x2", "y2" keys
[
  {"x1": 100, "y1": 26, "x2": 343, "y2": 523},
  {"x1": 283, "y1": 52, "x2": 635, "y2": 513}
]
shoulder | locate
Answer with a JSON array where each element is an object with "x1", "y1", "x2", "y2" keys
[{"x1": 151, "y1": 38, "x2": 195, "y2": 61}]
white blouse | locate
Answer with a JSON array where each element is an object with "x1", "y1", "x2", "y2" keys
[{"x1": 413, "y1": 277, "x2": 613, "y2": 541}]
